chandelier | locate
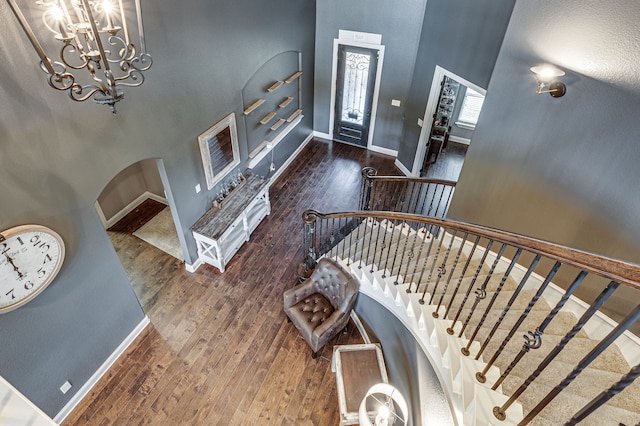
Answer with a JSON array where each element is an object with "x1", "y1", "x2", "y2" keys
[{"x1": 6, "y1": 0, "x2": 152, "y2": 113}]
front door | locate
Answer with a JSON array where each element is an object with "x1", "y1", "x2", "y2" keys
[{"x1": 333, "y1": 45, "x2": 379, "y2": 147}]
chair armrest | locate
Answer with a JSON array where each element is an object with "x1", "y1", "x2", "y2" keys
[
  {"x1": 283, "y1": 281, "x2": 317, "y2": 308},
  {"x1": 311, "y1": 309, "x2": 349, "y2": 341}
]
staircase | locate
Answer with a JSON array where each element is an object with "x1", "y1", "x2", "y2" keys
[{"x1": 300, "y1": 171, "x2": 640, "y2": 426}]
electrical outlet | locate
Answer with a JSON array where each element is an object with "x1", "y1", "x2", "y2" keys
[
  {"x1": 418, "y1": 118, "x2": 423, "y2": 127},
  {"x1": 269, "y1": 163, "x2": 276, "y2": 172},
  {"x1": 60, "y1": 381, "x2": 72, "y2": 394},
  {"x1": 391, "y1": 99, "x2": 401, "y2": 107},
  {"x1": 195, "y1": 184, "x2": 201, "y2": 193}
]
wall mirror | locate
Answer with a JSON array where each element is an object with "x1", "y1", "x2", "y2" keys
[{"x1": 198, "y1": 113, "x2": 240, "y2": 190}]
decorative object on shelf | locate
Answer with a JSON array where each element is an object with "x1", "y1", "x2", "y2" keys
[
  {"x1": 0, "y1": 225, "x2": 65, "y2": 314},
  {"x1": 198, "y1": 113, "x2": 240, "y2": 190},
  {"x1": 285, "y1": 71, "x2": 302, "y2": 84},
  {"x1": 6, "y1": 0, "x2": 152, "y2": 113},
  {"x1": 267, "y1": 81, "x2": 283, "y2": 92},
  {"x1": 259, "y1": 111, "x2": 277, "y2": 125},
  {"x1": 358, "y1": 383, "x2": 409, "y2": 426},
  {"x1": 531, "y1": 65, "x2": 566, "y2": 98},
  {"x1": 243, "y1": 98, "x2": 265, "y2": 115},
  {"x1": 213, "y1": 172, "x2": 246, "y2": 209}
]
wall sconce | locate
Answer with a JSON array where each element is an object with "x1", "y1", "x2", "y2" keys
[
  {"x1": 530, "y1": 65, "x2": 566, "y2": 98},
  {"x1": 6, "y1": 0, "x2": 152, "y2": 113}
]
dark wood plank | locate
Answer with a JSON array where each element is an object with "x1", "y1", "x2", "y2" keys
[
  {"x1": 107, "y1": 198, "x2": 167, "y2": 233},
  {"x1": 63, "y1": 140, "x2": 398, "y2": 425}
]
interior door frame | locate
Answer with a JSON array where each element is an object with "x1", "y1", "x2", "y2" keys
[
  {"x1": 411, "y1": 66, "x2": 486, "y2": 176},
  {"x1": 329, "y1": 30, "x2": 385, "y2": 150}
]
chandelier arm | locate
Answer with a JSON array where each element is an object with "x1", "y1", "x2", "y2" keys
[
  {"x1": 79, "y1": 0, "x2": 111, "y2": 73},
  {"x1": 59, "y1": 42, "x2": 91, "y2": 71},
  {"x1": 104, "y1": 35, "x2": 129, "y2": 60},
  {"x1": 130, "y1": 53, "x2": 153, "y2": 72},
  {"x1": 117, "y1": 0, "x2": 131, "y2": 46},
  {"x1": 46, "y1": 70, "x2": 76, "y2": 91},
  {"x1": 112, "y1": 69, "x2": 145, "y2": 87},
  {"x1": 7, "y1": 0, "x2": 57, "y2": 75},
  {"x1": 68, "y1": 84, "x2": 105, "y2": 103},
  {"x1": 134, "y1": 0, "x2": 147, "y2": 54}
]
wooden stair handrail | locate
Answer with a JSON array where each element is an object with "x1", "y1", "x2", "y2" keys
[
  {"x1": 301, "y1": 209, "x2": 640, "y2": 290},
  {"x1": 361, "y1": 166, "x2": 457, "y2": 187}
]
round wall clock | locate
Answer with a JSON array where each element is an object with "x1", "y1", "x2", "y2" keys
[{"x1": 0, "y1": 224, "x2": 65, "y2": 314}]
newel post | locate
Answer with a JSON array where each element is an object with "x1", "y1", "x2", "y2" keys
[{"x1": 360, "y1": 167, "x2": 377, "y2": 210}]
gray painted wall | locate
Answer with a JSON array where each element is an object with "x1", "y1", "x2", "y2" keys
[
  {"x1": 314, "y1": 0, "x2": 428, "y2": 151},
  {"x1": 448, "y1": 0, "x2": 640, "y2": 322},
  {"x1": 0, "y1": 0, "x2": 315, "y2": 417},
  {"x1": 397, "y1": 0, "x2": 516, "y2": 169}
]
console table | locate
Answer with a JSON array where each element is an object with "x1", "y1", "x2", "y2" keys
[
  {"x1": 191, "y1": 174, "x2": 270, "y2": 272},
  {"x1": 332, "y1": 344, "x2": 389, "y2": 425}
]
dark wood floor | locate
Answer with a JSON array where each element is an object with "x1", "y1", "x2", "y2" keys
[
  {"x1": 64, "y1": 140, "x2": 398, "y2": 426},
  {"x1": 107, "y1": 198, "x2": 167, "y2": 233},
  {"x1": 421, "y1": 141, "x2": 468, "y2": 182}
]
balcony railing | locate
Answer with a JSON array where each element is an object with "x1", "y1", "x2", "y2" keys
[{"x1": 301, "y1": 209, "x2": 640, "y2": 425}]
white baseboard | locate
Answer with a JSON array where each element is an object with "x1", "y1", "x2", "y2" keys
[
  {"x1": 270, "y1": 132, "x2": 314, "y2": 184},
  {"x1": 185, "y1": 258, "x2": 203, "y2": 273},
  {"x1": 394, "y1": 158, "x2": 412, "y2": 176},
  {"x1": 312, "y1": 130, "x2": 332, "y2": 140},
  {"x1": 448, "y1": 135, "x2": 471, "y2": 145},
  {"x1": 54, "y1": 316, "x2": 151, "y2": 424},
  {"x1": 368, "y1": 144, "x2": 398, "y2": 157},
  {"x1": 99, "y1": 192, "x2": 168, "y2": 229}
]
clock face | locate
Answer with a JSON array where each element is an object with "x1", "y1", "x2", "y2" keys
[{"x1": 0, "y1": 225, "x2": 65, "y2": 314}]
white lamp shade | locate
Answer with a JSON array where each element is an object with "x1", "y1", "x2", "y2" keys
[
  {"x1": 530, "y1": 65, "x2": 565, "y2": 83},
  {"x1": 358, "y1": 383, "x2": 409, "y2": 426}
]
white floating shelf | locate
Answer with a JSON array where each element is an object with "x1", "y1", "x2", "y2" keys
[
  {"x1": 285, "y1": 71, "x2": 302, "y2": 84},
  {"x1": 270, "y1": 118, "x2": 286, "y2": 131},
  {"x1": 279, "y1": 97, "x2": 294, "y2": 108},
  {"x1": 259, "y1": 111, "x2": 277, "y2": 125},
  {"x1": 267, "y1": 81, "x2": 284, "y2": 92},
  {"x1": 243, "y1": 98, "x2": 265, "y2": 115},
  {"x1": 286, "y1": 109, "x2": 302, "y2": 122}
]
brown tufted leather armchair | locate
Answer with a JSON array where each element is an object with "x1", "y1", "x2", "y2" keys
[{"x1": 283, "y1": 258, "x2": 360, "y2": 358}]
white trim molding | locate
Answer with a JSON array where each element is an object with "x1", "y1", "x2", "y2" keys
[
  {"x1": 394, "y1": 158, "x2": 412, "y2": 176},
  {"x1": 368, "y1": 144, "x2": 398, "y2": 157},
  {"x1": 329, "y1": 32, "x2": 385, "y2": 152},
  {"x1": 447, "y1": 135, "x2": 471, "y2": 145},
  {"x1": 412, "y1": 66, "x2": 486, "y2": 176},
  {"x1": 54, "y1": 316, "x2": 151, "y2": 424}
]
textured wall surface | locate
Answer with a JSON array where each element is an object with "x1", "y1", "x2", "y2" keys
[
  {"x1": 397, "y1": 0, "x2": 516, "y2": 169},
  {"x1": 0, "y1": 0, "x2": 315, "y2": 416},
  {"x1": 448, "y1": 0, "x2": 640, "y2": 320}
]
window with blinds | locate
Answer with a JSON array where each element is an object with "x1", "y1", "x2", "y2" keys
[{"x1": 457, "y1": 88, "x2": 485, "y2": 127}]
